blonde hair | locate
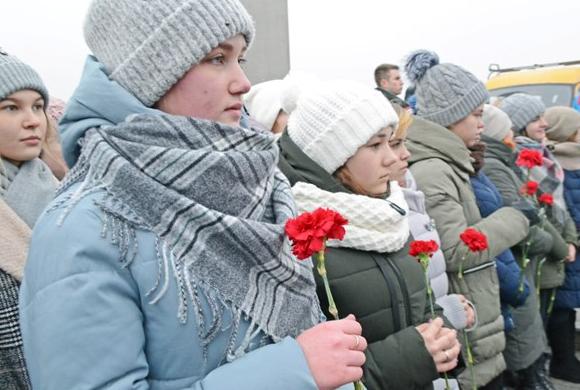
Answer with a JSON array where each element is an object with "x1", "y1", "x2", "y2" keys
[{"x1": 392, "y1": 103, "x2": 413, "y2": 139}]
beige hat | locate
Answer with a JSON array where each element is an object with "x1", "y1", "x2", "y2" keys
[
  {"x1": 483, "y1": 104, "x2": 513, "y2": 141},
  {"x1": 545, "y1": 106, "x2": 580, "y2": 143}
]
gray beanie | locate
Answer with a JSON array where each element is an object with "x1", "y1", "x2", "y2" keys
[
  {"x1": 404, "y1": 50, "x2": 488, "y2": 127},
  {"x1": 545, "y1": 106, "x2": 580, "y2": 143},
  {"x1": 0, "y1": 49, "x2": 49, "y2": 107},
  {"x1": 84, "y1": 0, "x2": 255, "y2": 107},
  {"x1": 500, "y1": 93, "x2": 545, "y2": 133},
  {"x1": 483, "y1": 104, "x2": 513, "y2": 142}
]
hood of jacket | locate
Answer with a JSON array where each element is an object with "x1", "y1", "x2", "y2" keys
[
  {"x1": 59, "y1": 56, "x2": 159, "y2": 168},
  {"x1": 406, "y1": 117, "x2": 474, "y2": 180},
  {"x1": 482, "y1": 134, "x2": 518, "y2": 167}
]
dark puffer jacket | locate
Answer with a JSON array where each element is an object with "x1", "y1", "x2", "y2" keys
[
  {"x1": 552, "y1": 143, "x2": 580, "y2": 309},
  {"x1": 469, "y1": 172, "x2": 529, "y2": 331},
  {"x1": 278, "y1": 131, "x2": 441, "y2": 390}
]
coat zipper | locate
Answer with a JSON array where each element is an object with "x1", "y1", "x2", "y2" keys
[
  {"x1": 387, "y1": 259, "x2": 413, "y2": 326},
  {"x1": 462, "y1": 260, "x2": 496, "y2": 276},
  {"x1": 371, "y1": 254, "x2": 402, "y2": 331}
]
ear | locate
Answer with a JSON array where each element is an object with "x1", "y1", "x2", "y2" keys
[{"x1": 379, "y1": 79, "x2": 389, "y2": 89}]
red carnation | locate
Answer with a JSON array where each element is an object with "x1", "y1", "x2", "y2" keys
[
  {"x1": 285, "y1": 208, "x2": 348, "y2": 260},
  {"x1": 409, "y1": 240, "x2": 439, "y2": 258},
  {"x1": 459, "y1": 228, "x2": 488, "y2": 252},
  {"x1": 522, "y1": 180, "x2": 539, "y2": 196},
  {"x1": 538, "y1": 193, "x2": 554, "y2": 206},
  {"x1": 516, "y1": 149, "x2": 543, "y2": 169}
]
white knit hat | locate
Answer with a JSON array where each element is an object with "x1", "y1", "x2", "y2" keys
[
  {"x1": 243, "y1": 80, "x2": 286, "y2": 130},
  {"x1": 286, "y1": 81, "x2": 399, "y2": 174}
]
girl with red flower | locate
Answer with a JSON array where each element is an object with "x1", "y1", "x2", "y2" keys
[
  {"x1": 404, "y1": 51, "x2": 531, "y2": 390},
  {"x1": 542, "y1": 106, "x2": 580, "y2": 383},
  {"x1": 498, "y1": 94, "x2": 579, "y2": 384},
  {"x1": 279, "y1": 81, "x2": 460, "y2": 390}
]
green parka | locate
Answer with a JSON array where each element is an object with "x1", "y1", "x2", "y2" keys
[
  {"x1": 406, "y1": 118, "x2": 530, "y2": 388},
  {"x1": 278, "y1": 131, "x2": 442, "y2": 390},
  {"x1": 482, "y1": 135, "x2": 570, "y2": 289}
]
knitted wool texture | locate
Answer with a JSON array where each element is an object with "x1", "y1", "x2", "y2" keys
[
  {"x1": 243, "y1": 80, "x2": 286, "y2": 130},
  {"x1": 291, "y1": 181, "x2": 410, "y2": 253},
  {"x1": 500, "y1": 93, "x2": 545, "y2": 133},
  {"x1": 58, "y1": 113, "x2": 321, "y2": 351},
  {"x1": 545, "y1": 106, "x2": 580, "y2": 143},
  {"x1": 286, "y1": 81, "x2": 399, "y2": 174},
  {"x1": 0, "y1": 50, "x2": 48, "y2": 107},
  {"x1": 84, "y1": 0, "x2": 255, "y2": 107},
  {"x1": 405, "y1": 50, "x2": 489, "y2": 127},
  {"x1": 483, "y1": 104, "x2": 513, "y2": 142},
  {"x1": 0, "y1": 199, "x2": 31, "y2": 282}
]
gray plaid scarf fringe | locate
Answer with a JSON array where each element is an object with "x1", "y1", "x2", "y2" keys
[{"x1": 56, "y1": 114, "x2": 321, "y2": 360}]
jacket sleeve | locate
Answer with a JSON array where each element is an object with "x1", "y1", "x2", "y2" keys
[
  {"x1": 413, "y1": 162, "x2": 530, "y2": 272},
  {"x1": 562, "y1": 212, "x2": 579, "y2": 246},
  {"x1": 20, "y1": 207, "x2": 317, "y2": 390},
  {"x1": 542, "y1": 220, "x2": 570, "y2": 261},
  {"x1": 363, "y1": 326, "x2": 439, "y2": 390},
  {"x1": 482, "y1": 161, "x2": 540, "y2": 225}
]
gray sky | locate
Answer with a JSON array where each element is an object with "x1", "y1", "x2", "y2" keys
[{"x1": 2, "y1": 0, "x2": 579, "y2": 100}]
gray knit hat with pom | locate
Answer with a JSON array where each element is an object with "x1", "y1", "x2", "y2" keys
[
  {"x1": 0, "y1": 49, "x2": 49, "y2": 108},
  {"x1": 500, "y1": 93, "x2": 545, "y2": 133},
  {"x1": 404, "y1": 50, "x2": 489, "y2": 127},
  {"x1": 84, "y1": 0, "x2": 255, "y2": 107}
]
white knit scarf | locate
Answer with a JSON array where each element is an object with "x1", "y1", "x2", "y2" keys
[{"x1": 292, "y1": 181, "x2": 410, "y2": 253}]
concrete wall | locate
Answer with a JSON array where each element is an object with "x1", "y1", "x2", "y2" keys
[{"x1": 240, "y1": 0, "x2": 290, "y2": 84}]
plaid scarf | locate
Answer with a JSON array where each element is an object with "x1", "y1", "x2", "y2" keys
[
  {"x1": 60, "y1": 113, "x2": 320, "y2": 355},
  {"x1": 515, "y1": 136, "x2": 567, "y2": 225}
]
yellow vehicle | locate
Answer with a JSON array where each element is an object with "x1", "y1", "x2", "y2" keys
[{"x1": 486, "y1": 60, "x2": 580, "y2": 111}]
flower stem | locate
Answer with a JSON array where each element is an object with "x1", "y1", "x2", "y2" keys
[
  {"x1": 458, "y1": 254, "x2": 465, "y2": 279},
  {"x1": 315, "y1": 248, "x2": 364, "y2": 390},
  {"x1": 463, "y1": 329, "x2": 476, "y2": 390},
  {"x1": 536, "y1": 258, "x2": 546, "y2": 299},
  {"x1": 421, "y1": 257, "x2": 449, "y2": 389},
  {"x1": 547, "y1": 288, "x2": 556, "y2": 317},
  {"x1": 518, "y1": 241, "x2": 530, "y2": 295},
  {"x1": 316, "y1": 250, "x2": 339, "y2": 320}
]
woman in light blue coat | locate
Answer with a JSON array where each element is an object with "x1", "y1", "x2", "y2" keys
[{"x1": 18, "y1": 1, "x2": 367, "y2": 389}]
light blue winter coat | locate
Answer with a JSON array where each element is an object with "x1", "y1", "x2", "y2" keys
[{"x1": 19, "y1": 56, "x2": 323, "y2": 390}]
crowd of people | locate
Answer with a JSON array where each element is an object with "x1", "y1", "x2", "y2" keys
[{"x1": 1, "y1": 0, "x2": 579, "y2": 389}]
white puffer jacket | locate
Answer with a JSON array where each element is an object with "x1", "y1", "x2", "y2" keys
[{"x1": 403, "y1": 171, "x2": 475, "y2": 331}]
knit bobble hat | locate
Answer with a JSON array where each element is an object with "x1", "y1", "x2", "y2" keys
[
  {"x1": 0, "y1": 50, "x2": 49, "y2": 108},
  {"x1": 500, "y1": 93, "x2": 545, "y2": 133},
  {"x1": 483, "y1": 104, "x2": 513, "y2": 142},
  {"x1": 84, "y1": 0, "x2": 255, "y2": 107},
  {"x1": 243, "y1": 80, "x2": 286, "y2": 130},
  {"x1": 545, "y1": 106, "x2": 580, "y2": 143},
  {"x1": 404, "y1": 49, "x2": 489, "y2": 127},
  {"x1": 286, "y1": 81, "x2": 399, "y2": 174}
]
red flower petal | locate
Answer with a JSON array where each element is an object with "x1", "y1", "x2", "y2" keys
[
  {"x1": 285, "y1": 208, "x2": 349, "y2": 260},
  {"x1": 516, "y1": 149, "x2": 544, "y2": 169},
  {"x1": 459, "y1": 228, "x2": 488, "y2": 252}
]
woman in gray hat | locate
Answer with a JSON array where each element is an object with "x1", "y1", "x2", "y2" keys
[
  {"x1": 501, "y1": 94, "x2": 578, "y2": 326},
  {"x1": 403, "y1": 50, "x2": 530, "y2": 390},
  {"x1": 18, "y1": 1, "x2": 366, "y2": 389},
  {"x1": 0, "y1": 51, "x2": 60, "y2": 389}
]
